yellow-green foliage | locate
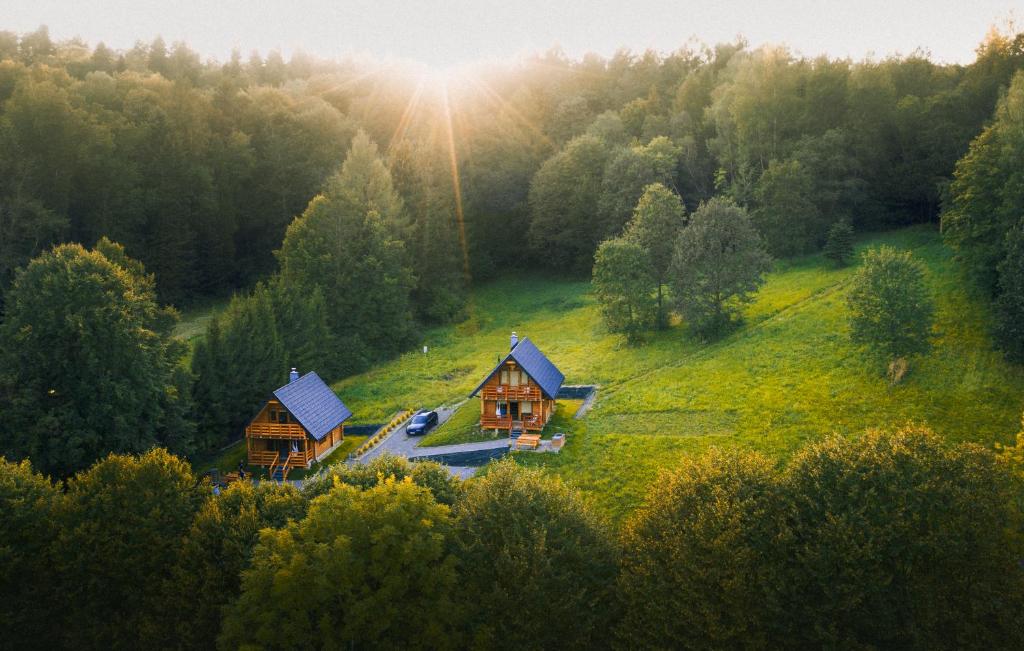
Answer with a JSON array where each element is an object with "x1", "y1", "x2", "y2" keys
[{"x1": 337, "y1": 227, "x2": 1024, "y2": 520}]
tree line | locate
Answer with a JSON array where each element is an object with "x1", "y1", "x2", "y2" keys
[
  {"x1": 2, "y1": 428, "x2": 1022, "y2": 650},
  {"x1": 2, "y1": 26, "x2": 1023, "y2": 304}
]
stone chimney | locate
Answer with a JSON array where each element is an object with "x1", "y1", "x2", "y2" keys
[
  {"x1": 289, "y1": 368, "x2": 299, "y2": 383},
  {"x1": 510, "y1": 332, "x2": 518, "y2": 350}
]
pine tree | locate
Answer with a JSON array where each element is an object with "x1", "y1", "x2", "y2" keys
[{"x1": 824, "y1": 219, "x2": 855, "y2": 267}]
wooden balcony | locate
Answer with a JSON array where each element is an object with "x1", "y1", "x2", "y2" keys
[
  {"x1": 481, "y1": 385, "x2": 542, "y2": 401},
  {"x1": 245, "y1": 422, "x2": 307, "y2": 440}
]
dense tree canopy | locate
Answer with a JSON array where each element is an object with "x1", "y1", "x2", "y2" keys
[
  {"x1": 56, "y1": 449, "x2": 206, "y2": 648},
  {"x1": 782, "y1": 427, "x2": 1024, "y2": 649},
  {"x1": 454, "y1": 460, "x2": 619, "y2": 650},
  {"x1": 220, "y1": 478, "x2": 462, "y2": 650},
  {"x1": 0, "y1": 457, "x2": 61, "y2": 649},
  {"x1": 619, "y1": 449, "x2": 788, "y2": 649},
  {"x1": 278, "y1": 131, "x2": 417, "y2": 367}
]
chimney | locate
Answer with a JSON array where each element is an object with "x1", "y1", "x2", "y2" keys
[
  {"x1": 510, "y1": 332, "x2": 518, "y2": 350},
  {"x1": 289, "y1": 368, "x2": 299, "y2": 383}
]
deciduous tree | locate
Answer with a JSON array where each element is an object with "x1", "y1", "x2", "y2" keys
[
  {"x1": 624, "y1": 182, "x2": 687, "y2": 327},
  {"x1": 592, "y1": 238, "x2": 657, "y2": 343},
  {"x1": 454, "y1": 460, "x2": 618, "y2": 650},
  {"x1": 0, "y1": 241, "x2": 194, "y2": 476},
  {"x1": 220, "y1": 478, "x2": 462, "y2": 650},
  {"x1": 846, "y1": 246, "x2": 934, "y2": 374},
  {"x1": 670, "y1": 197, "x2": 771, "y2": 336}
]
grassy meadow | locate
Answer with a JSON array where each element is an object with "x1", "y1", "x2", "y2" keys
[{"x1": 329, "y1": 226, "x2": 1024, "y2": 519}]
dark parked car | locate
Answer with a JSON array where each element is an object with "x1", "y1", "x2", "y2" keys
[{"x1": 407, "y1": 410, "x2": 439, "y2": 435}]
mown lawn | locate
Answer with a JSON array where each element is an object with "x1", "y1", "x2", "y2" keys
[
  {"x1": 420, "y1": 398, "x2": 583, "y2": 446},
  {"x1": 328, "y1": 226, "x2": 1024, "y2": 520}
]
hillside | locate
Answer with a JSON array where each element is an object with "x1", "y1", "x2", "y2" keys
[{"x1": 330, "y1": 226, "x2": 1024, "y2": 519}]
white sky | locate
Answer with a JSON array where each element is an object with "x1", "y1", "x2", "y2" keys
[{"x1": 3, "y1": 0, "x2": 1021, "y2": 68}]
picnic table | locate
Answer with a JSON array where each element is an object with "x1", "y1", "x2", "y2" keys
[{"x1": 514, "y1": 434, "x2": 542, "y2": 450}]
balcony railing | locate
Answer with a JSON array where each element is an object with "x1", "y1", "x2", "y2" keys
[
  {"x1": 480, "y1": 414, "x2": 545, "y2": 431},
  {"x1": 480, "y1": 415, "x2": 513, "y2": 430},
  {"x1": 248, "y1": 450, "x2": 279, "y2": 467},
  {"x1": 481, "y1": 385, "x2": 542, "y2": 401},
  {"x1": 245, "y1": 422, "x2": 307, "y2": 440}
]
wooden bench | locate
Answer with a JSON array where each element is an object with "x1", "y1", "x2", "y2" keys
[
  {"x1": 223, "y1": 471, "x2": 241, "y2": 484},
  {"x1": 515, "y1": 434, "x2": 541, "y2": 450}
]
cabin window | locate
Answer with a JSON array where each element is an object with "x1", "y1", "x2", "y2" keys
[
  {"x1": 521, "y1": 401, "x2": 533, "y2": 414},
  {"x1": 500, "y1": 370, "x2": 509, "y2": 384},
  {"x1": 509, "y1": 370, "x2": 521, "y2": 386},
  {"x1": 496, "y1": 401, "x2": 507, "y2": 416}
]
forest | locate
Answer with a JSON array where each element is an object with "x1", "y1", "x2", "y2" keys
[{"x1": 2, "y1": 21, "x2": 1024, "y2": 649}]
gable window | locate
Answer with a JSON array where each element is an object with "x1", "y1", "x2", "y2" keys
[{"x1": 500, "y1": 370, "x2": 509, "y2": 385}]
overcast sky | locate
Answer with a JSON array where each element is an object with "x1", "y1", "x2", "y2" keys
[{"x1": 3, "y1": 1, "x2": 1021, "y2": 68}]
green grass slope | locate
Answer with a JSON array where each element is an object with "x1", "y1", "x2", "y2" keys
[{"x1": 335, "y1": 227, "x2": 1024, "y2": 519}]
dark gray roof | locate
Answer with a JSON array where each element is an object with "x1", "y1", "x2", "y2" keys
[
  {"x1": 470, "y1": 337, "x2": 565, "y2": 400},
  {"x1": 273, "y1": 371, "x2": 352, "y2": 441}
]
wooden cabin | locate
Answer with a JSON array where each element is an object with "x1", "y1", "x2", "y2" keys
[
  {"x1": 470, "y1": 333, "x2": 565, "y2": 434},
  {"x1": 245, "y1": 369, "x2": 352, "y2": 480}
]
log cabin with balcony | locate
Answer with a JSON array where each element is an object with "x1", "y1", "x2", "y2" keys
[
  {"x1": 470, "y1": 333, "x2": 565, "y2": 435},
  {"x1": 245, "y1": 369, "x2": 353, "y2": 480}
]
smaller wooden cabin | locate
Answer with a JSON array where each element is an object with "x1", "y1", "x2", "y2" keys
[
  {"x1": 245, "y1": 369, "x2": 352, "y2": 478},
  {"x1": 470, "y1": 333, "x2": 565, "y2": 434}
]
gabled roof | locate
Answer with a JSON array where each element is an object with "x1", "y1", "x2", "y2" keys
[
  {"x1": 273, "y1": 372, "x2": 352, "y2": 441},
  {"x1": 470, "y1": 337, "x2": 565, "y2": 400}
]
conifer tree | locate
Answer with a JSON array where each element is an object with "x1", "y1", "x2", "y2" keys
[
  {"x1": 824, "y1": 219, "x2": 855, "y2": 267},
  {"x1": 278, "y1": 131, "x2": 416, "y2": 369}
]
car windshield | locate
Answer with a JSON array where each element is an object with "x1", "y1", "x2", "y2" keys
[{"x1": 411, "y1": 415, "x2": 428, "y2": 424}]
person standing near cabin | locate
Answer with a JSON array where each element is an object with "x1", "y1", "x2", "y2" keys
[{"x1": 237, "y1": 459, "x2": 246, "y2": 480}]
